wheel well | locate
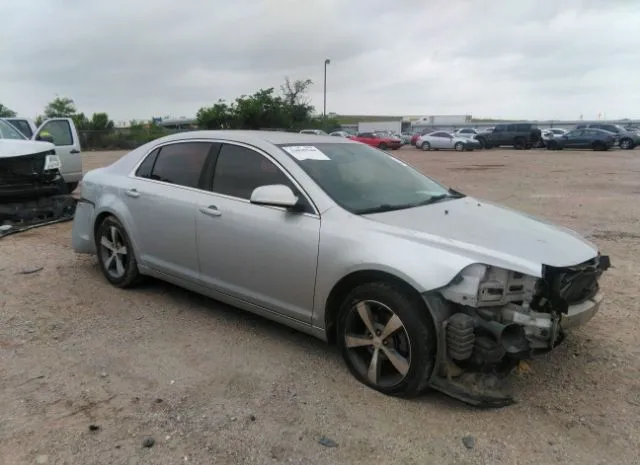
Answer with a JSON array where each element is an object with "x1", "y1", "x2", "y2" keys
[
  {"x1": 93, "y1": 211, "x2": 115, "y2": 242},
  {"x1": 324, "y1": 270, "x2": 423, "y2": 344}
]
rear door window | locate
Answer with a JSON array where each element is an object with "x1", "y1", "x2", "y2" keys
[{"x1": 149, "y1": 142, "x2": 212, "y2": 188}]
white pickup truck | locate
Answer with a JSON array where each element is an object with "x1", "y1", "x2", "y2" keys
[{"x1": 1, "y1": 117, "x2": 83, "y2": 192}]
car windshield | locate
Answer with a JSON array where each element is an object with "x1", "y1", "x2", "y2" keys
[
  {"x1": 278, "y1": 142, "x2": 461, "y2": 214},
  {"x1": 0, "y1": 119, "x2": 28, "y2": 140}
]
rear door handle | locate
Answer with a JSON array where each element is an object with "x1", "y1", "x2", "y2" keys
[
  {"x1": 70, "y1": 149, "x2": 80, "y2": 154},
  {"x1": 199, "y1": 205, "x2": 222, "y2": 217},
  {"x1": 124, "y1": 188, "x2": 140, "y2": 198}
]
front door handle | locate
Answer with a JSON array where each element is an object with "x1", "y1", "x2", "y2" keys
[
  {"x1": 124, "y1": 188, "x2": 140, "y2": 198},
  {"x1": 199, "y1": 205, "x2": 222, "y2": 217}
]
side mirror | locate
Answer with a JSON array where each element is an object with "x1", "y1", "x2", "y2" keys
[
  {"x1": 250, "y1": 184, "x2": 300, "y2": 209},
  {"x1": 38, "y1": 134, "x2": 54, "y2": 143}
]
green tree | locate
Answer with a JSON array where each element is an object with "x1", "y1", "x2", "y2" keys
[
  {"x1": 0, "y1": 103, "x2": 16, "y2": 117},
  {"x1": 44, "y1": 96, "x2": 77, "y2": 118},
  {"x1": 196, "y1": 100, "x2": 233, "y2": 129},
  {"x1": 90, "y1": 112, "x2": 114, "y2": 131},
  {"x1": 196, "y1": 77, "x2": 325, "y2": 132},
  {"x1": 72, "y1": 112, "x2": 90, "y2": 130}
]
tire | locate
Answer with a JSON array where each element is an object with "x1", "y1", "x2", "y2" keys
[
  {"x1": 454, "y1": 142, "x2": 464, "y2": 151},
  {"x1": 546, "y1": 140, "x2": 558, "y2": 150},
  {"x1": 336, "y1": 281, "x2": 437, "y2": 398},
  {"x1": 95, "y1": 215, "x2": 141, "y2": 288},
  {"x1": 378, "y1": 143, "x2": 388, "y2": 150},
  {"x1": 420, "y1": 141, "x2": 430, "y2": 151},
  {"x1": 477, "y1": 138, "x2": 491, "y2": 149},
  {"x1": 513, "y1": 137, "x2": 526, "y2": 150},
  {"x1": 592, "y1": 141, "x2": 605, "y2": 151},
  {"x1": 620, "y1": 138, "x2": 635, "y2": 150},
  {"x1": 66, "y1": 182, "x2": 79, "y2": 193}
]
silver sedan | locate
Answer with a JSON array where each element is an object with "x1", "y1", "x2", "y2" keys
[
  {"x1": 72, "y1": 130, "x2": 609, "y2": 406},
  {"x1": 416, "y1": 131, "x2": 481, "y2": 151}
]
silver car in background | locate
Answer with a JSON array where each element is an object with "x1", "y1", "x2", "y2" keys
[
  {"x1": 416, "y1": 131, "x2": 482, "y2": 151},
  {"x1": 71, "y1": 130, "x2": 609, "y2": 406}
]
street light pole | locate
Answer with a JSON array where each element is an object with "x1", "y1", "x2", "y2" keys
[{"x1": 323, "y1": 58, "x2": 330, "y2": 118}]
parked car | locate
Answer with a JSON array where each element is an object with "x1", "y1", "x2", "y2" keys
[
  {"x1": 0, "y1": 119, "x2": 76, "y2": 236},
  {"x1": 329, "y1": 131, "x2": 353, "y2": 138},
  {"x1": 410, "y1": 130, "x2": 431, "y2": 146},
  {"x1": 351, "y1": 132, "x2": 402, "y2": 150},
  {"x1": 575, "y1": 123, "x2": 639, "y2": 150},
  {"x1": 546, "y1": 128, "x2": 617, "y2": 151},
  {"x1": 416, "y1": 131, "x2": 482, "y2": 151},
  {"x1": 1, "y1": 117, "x2": 83, "y2": 192},
  {"x1": 299, "y1": 129, "x2": 328, "y2": 136},
  {"x1": 453, "y1": 128, "x2": 478, "y2": 139},
  {"x1": 474, "y1": 123, "x2": 542, "y2": 150},
  {"x1": 541, "y1": 128, "x2": 568, "y2": 146},
  {"x1": 71, "y1": 130, "x2": 610, "y2": 406}
]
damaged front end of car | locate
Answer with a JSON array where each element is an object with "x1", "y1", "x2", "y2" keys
[
  {"x1": 0, "y1": 149, "x2": 77, "y2": 238},
  {"x1": 426, "y1": 255, "x2": 611, "y2": 407}
]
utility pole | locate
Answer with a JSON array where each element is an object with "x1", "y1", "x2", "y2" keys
[{"x1": 323, "y1": 58, "x2": 330, "y2": 118}]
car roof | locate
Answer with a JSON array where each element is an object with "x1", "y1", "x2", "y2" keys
[{"x1": 149, "y1": 129, "x2": 356, "y2": 146}]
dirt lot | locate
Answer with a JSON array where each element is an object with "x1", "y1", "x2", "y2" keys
[{"x1": 1, "y1": 146, "x2": 639, "y2": 465}]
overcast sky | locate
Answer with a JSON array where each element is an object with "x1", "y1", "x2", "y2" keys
[{"x1": 1, "y1": 0, "x2": 638, "y2": 122}]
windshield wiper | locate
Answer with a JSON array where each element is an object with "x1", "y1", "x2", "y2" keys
[
  {"x1": 354, "y1": 204, "x2": 417, "y2": 215},
  {"x1": 355, "y1": 192, "x2": 463, "y2": 215}
]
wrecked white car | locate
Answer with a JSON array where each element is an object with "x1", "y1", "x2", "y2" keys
[
  {"x1": 71, "y1": 131, "x2": 610, "y2": 406},
  {"x1": 0, "y1": 119, "x2": 77, "y2": 237}
]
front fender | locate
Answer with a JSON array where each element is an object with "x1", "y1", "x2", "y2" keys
[{"x1": 312, "y1": 226, "x2": 475, "y2": 328}]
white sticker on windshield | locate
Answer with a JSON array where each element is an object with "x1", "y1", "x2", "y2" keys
[{"x1": 282, "y1": 145, "x2": 331, "y2": 161}]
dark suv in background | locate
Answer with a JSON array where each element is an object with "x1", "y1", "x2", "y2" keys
[
  {"x1": 575, "y1": 123, "x2": 639, "y2": 150},
  {"x1": 474, "y1": 123, "x2": 542, "y2": 150}
]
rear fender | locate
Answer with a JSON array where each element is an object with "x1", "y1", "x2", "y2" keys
[{"x1": 93, "y1": 193, "x2": 143, "y2": 264}]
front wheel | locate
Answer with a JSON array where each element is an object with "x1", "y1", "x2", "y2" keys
[
  {"x1": 420, "y1": 141, "x2": 431, "y2": 151},
  {"x1": 96, "y1": 216, "x2": 141, "y2": 288},
  {"x1": 337, "y1": 282, "x2": 436, "y2": 398},
  {"x1": 454, "y1": 142, "x2": 464, "y2": 151}
]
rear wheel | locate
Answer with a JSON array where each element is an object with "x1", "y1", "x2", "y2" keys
[
  {"x1": 513, "y1": 137, "x2": 526, "y2": 150},
  {"x1": 620, "y1": 138, "x2": 634, "y2": 150},
  {"x1": 96, "y1": 216, "x2": 141, "y2": 288},
  {"x1": 337, "y1": 282, "x2": 436, "y2": 398},
  {"x1": 378, "y1": 142, "x2": 388, "y2": 150},
  {"x1": 546, "y1": 140, "x2": 558, "y2": 150},
  {"x1": 454, "y1": 142, "x2": 464, "y2": 151},
  {"x1": 420, "y1": 141, "x2": 431, "y2": 151},
  {"x1": 592, "y1": 141, "x2": 606, "y2": 151}
]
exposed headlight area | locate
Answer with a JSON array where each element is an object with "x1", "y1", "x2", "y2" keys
[
  {"x1": 440, "y1": 264, "x2": 539, "y2": 308},
  {"x1": 43, "y1": 152, "x2": 62, "y2": 171},
  {"x1": 438, "y1": 259, "x2": 609, "y2": 371}
]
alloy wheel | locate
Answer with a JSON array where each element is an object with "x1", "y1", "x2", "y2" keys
[
  {"x1": 343, "y1": 300, "x2": 411, "y2": 388},
  {"x1": 99, "y1": 225, "x2": 129, "y2": 279}
]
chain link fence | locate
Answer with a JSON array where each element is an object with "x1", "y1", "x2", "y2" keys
[{"x1": 78, "y1": 127, "x2": 193, "y2": 151}]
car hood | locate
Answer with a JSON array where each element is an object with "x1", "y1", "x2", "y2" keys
[
  {"x1": 0, "y1": 140, "x2": 55, "y2": 157},
  {"x1": 364, "y1": 197, "x2": 598, "y2": 277}
]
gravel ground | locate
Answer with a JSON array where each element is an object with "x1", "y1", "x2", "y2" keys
[{"x1": 1, "y1": 146, "x2": 639, "y2": 465}]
